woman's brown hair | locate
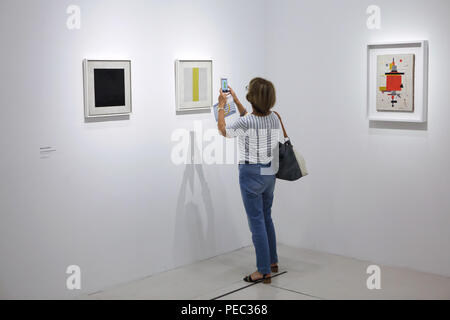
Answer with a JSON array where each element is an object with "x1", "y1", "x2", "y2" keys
[{"x1": 246, "y1": 77, "x2": 276, "y2": 115}]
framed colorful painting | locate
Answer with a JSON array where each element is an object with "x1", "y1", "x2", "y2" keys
[
  {"x1": 175, "y1": 60, "x2": 212, "y2": 113},
  {"x1": 367, "y1": 41, "x2": 428, "y2": 123}
]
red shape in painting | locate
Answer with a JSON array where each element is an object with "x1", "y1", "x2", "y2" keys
[{"x1": 386, "y1": 75, "x2": 402, "y2": 91}]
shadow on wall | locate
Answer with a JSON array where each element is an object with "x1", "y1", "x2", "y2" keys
[
  {"x1": 84, "y1": 115, "x2": 130, "y2": 123},
  {"x1": 173, "y1": 131, "x2": 217, "y2": 267},
  {"x1": 369, "y1": 120, "x2": 428, "y2": 131}
]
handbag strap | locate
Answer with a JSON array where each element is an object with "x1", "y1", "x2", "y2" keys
[{"x1": 273, "y1": 111, "x2": 289, "y2": 138}]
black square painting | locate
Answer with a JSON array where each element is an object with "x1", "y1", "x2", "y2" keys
[{"x1": 94, "y1": 69, "x2": 125, "y2": 107}]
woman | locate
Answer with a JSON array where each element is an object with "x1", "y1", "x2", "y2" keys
[{"x1": 217, "y1": 78, "x2": 285, "y2": 284}]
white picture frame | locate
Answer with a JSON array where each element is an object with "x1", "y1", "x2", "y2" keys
[
  {"x1": 175, "y1": 60, "x2": 213, "y2": 113},
  {"x1": 366, "y1": 41, "x2": 428, "y2": 123},
  {"x1": 83, "y1": 59, "x2": 132, "y2": 118}
]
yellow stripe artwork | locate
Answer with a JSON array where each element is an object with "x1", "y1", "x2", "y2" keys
[
  {"x1": 176, "y1": 60, "x2": 212, "y2": 112},
  {"x1": 192, "y1": 68, "x2": 199, "y2": 102}
]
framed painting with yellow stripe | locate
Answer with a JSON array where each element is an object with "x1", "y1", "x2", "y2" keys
[{"x1": 175, "y1": 60, "x2": 212, "y2": 113}]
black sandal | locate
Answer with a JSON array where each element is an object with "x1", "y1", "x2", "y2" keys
[
  {"x1": 243, "y1": 273, "x2": 272, "y2": 284},
  {"x1": 271, "y1": 265, "x2": 279, "y2": 273}
]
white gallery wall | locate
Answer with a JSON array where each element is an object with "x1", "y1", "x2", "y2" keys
[
  {"x1": 1, "y1": 0, "x2": 450, "y2": 300},
  {"x1": 267, "y1": 0, "x2": 450, "y2": 277},
  {"x1": 0, "y1": 0, "x2": 266, "y2": 299}
]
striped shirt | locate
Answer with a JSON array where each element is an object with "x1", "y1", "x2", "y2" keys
[{"x1": 226, "y1": 112, "x2": 285, "y2": 164}]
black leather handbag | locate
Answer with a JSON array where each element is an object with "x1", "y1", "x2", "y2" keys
[{"x1": 274, "y1": 112, "x2": 308, "y2": 181}]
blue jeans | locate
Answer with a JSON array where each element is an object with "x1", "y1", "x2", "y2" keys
[{"x1": 239, "y1": 163, "x2": 278, "y2": 275}]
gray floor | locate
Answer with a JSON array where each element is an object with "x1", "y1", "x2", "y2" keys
[{"x1": 80, "y1": 244, "x2": 450, "y2": 300}]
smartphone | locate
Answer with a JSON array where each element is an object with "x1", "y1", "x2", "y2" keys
[{"x1": 221, "y1": 78, "x2": 229, "y2": 93}]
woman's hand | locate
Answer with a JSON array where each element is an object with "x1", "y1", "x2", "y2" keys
[
  {"x1": 227, "y1": 85, "x2": 248, "y2": 117},
  {"x1": 228, "y1": 86, "x2": 238, "y2": 102},
  {"x1": 218, "y1": 89, "x2": 229, "y2": 107},
  {"x1": 217, "y1": 89, "x2": 228, "y2": 137}
]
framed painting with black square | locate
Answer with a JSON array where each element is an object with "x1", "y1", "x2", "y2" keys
[{"x1": 83, "y1": 59, "x2": 132, "y2": 118}]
